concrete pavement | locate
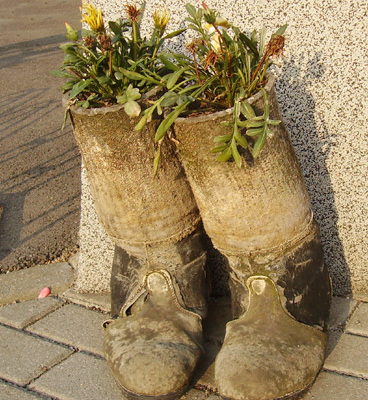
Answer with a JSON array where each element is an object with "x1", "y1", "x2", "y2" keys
[
  {"x1": 0, "y1": 260, "x2": 368, "y2": 400},
  {"x1": 0, "y1": 0, "x2": 82, "y2": 272}
]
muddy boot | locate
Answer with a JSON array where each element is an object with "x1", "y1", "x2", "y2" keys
[
  {"x1": 214, "y1": 221, "x2": 331, "y2": 400},
  {"x1": 103, "y1": 229, "x2": 207, "y2": 400},
  {"x1": 215, "y1": 275, "x2": 327, "y2": 400},
  {"x1": 68, "y1": 97, "x2": 208, "y2": 397},
  {"x1": 174, "y1": 75, "x2": 332, "y2": 399}
]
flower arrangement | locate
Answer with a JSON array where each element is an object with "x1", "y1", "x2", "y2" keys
[
  {"x1": 137, "y1": 2, "x2": 287, "y2": 168},
  {"x1": 51, "y1": 2, "x2": 184, "y2": 117},
  {"x1": 52, "y1": 2, "x2": 286, "y2": 171}
]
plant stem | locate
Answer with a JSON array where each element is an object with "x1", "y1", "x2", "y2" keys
[
  {"x1": 190, "y1": 50, "x2": 203, "y2": 85},
  {"x1": 132, "y1": 21, "x2": 138, "y2": 60}
]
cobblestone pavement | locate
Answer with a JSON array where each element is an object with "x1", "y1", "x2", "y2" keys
[{"x1": 0, "y1": 261, "x2": 368, "y2": 400}]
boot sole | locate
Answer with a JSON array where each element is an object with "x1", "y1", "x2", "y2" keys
[
  {"x1": 115, "y1": 378, "x2": 189, "y2": 400},
  {"x1": 218, "y1": 376, "x2": 315, "y2": 400}
]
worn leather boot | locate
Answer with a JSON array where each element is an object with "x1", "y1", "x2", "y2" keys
[
  {"x1": 173, "y1": 75, "x2": 332, "y2": 399},
  {"x1": 215, "y1": 275, "x2": 327, "y2": 400},
  {"x1": 103, "y1": 228, "x2": 208, "y2": 400},
  {"x1": 214, "y1": 221, "x2": 331, "y2": 400}
]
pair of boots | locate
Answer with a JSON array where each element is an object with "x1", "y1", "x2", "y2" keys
[
  {"x1": 103, "y1": 218, "x2": 331, "y2": 400},
  {"x1": 70, "y1": 76, "x2": 331, "y2": 400}
]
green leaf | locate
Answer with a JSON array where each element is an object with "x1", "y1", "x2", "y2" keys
[
  {"x1": 62, "y1": 80, "x2": 78, "y2": 91},
  {"x1": 50, "y1": 70, "x2": 74, "y2": 78},
  {"x1": 268, "y1": 119, "x2": 281, "y2": 126},
  {"x1": 231, "y1": 140, "x2": 242, "y2": 167},
  {"x1": 166, "y1": 69, "x2": 186, "y2": 89},
  {"x1": 109, "y1": 21, "x2": 121, "y2": 35},
  {"x1": 214, "y1": 133, "x2": 232, "y2": 143},
  {"x1": 185, "y1": 3, "x2": 197, "y2": 19},
  {"x1": 261, "y1": 89, "x2": 269, "y2": 117},
  {"x1": 115, "y1": 71, "x2": 124, "y2": 80},
  {"x1": 210, "y1": 144, "x2": 228, "y2": 153},
  {"x1": 155, "y1": 102, "x2": 189, "y2": 142},
  {"x1": 125, "y1": 84, "x2": 141, "y2": 101},
  {"x1": 153, "y1": 145, "x2": 161, "y2": 177},
  {"x1": 236, "y1": 134, "x2": 248, "y2": 148},
  {"x1": 240, "y1": 120, "x2": 265, "y2": 128},
  {"x1": 163, "y1": 28, "x2": 186, "y2": 39},
  {"x1": 239, "y1": 32, "x2": 259, "y2": 59},
  {"x1": 217, "y1": 146, "x2": 232, "y2": 162},
  {"x1": 161, "y1": 92, "x2": 179, "y2": 107},
  {"x1": 118, "y1": 68, "x2": 159, "y2": 84},
  {"x1": 241, "y1": 101, "x2": 256, "y2": 119},
  {"x1": 159, "y1": 55, "x2": 179, "y2": 71},
  {"x1": 157, "y1": 102, "x2": 162, "y2": 115},
  {"x1": 252, "y1": 131, "x2": 267, "y2": 158},
  {"x1": 135, "y1": 115, "x2": 147, "y2": 131},
  {"x1": 69, "y1": 79, "x2": 93, "y2": 99},
  {"x1": 274, "y1": 24, "x2": 288, "y2": 37},
  {"x1": 97, "y1": 76, "x2": 111, "y2": 85},
  {"x1": 59, "y1": 43, "x2": 76, "y2": 55},
  {"x1": 124, "y1": 100, "x2": 141, "y2": 117},
  {"x1": 247, "y1": 126, "x2": 266, "y2": 137}
]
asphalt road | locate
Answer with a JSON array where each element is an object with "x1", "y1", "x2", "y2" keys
[{"x1": 0, "y1": 0, "x2": 83, "y2": 272}]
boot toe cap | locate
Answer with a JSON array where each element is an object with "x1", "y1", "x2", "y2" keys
[{"x1": 107, "y1": 341, "x2": 199, "y2": 397}]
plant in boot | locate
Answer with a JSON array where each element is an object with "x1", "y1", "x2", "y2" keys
[
  {"x1": 136, "y1": 2, "x2": 287, "y2": 168},
  {"x1": 51, "y1": 2, "x2": 185, "y2": 116},
  {"x1": 173, "y1": 74, "x2": 332, "y2": 400},
  {"x1": 53, "y1": 5, "x2": 210, "y2": 400}
]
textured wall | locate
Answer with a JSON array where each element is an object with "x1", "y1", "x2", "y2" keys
[{"x1": 75, "y1": 0, "x2": 368, "y2": 299}]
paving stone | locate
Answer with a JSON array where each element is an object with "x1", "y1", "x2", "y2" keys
[
  {"x1": 324, "y1": 332, "x2": 368, "y2": 379},
  {"x1": 180, "y1": 388, "x2": 220, "y2": 400},
  {"x1": 29, "y1": 352, "x2": 123, "y2": 400},
  {"x1": 62, "y1": 288, "x2": 111, "y2": 313},
  {"x1": 345, "y1": 302, "x2": 368, "y2": 337},
  {"x1": 328, "y1": 296, "x2": 358, "y2": 330},
  {"x1": 0, "y1": 297, "x2": 64, "y2": 329},
  {"x1": 0, "y1": 379, "x2": 50, "y2": 399},
  {"x1": 26, "y1": 303, "x2": 107, "y2": 356},
  {"x1": 353, "y1": 292, "x2": 368, "y2": 303},
  {"x1": 0, "y1": 324, "x2": 73, "y2": 386},
  {"x1": 0, "y1": 263, "x2": 75, "y2": 306},
  {"x1": 303, "y1": 371, "x2": 368, "y2": 399}
]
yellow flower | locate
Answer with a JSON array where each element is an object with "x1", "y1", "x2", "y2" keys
[
  {"x1": 80, "y1": 3, "x2": 105, "y2": 33},
  {"x1": 153, "y1": 7, "x2": 170, "y2": 30},
  {"x1": 211, "y1": 32, "x2": 222, "y2": 53},
  {"x1": 215, "y1": 17, "x2": 230, "y2": 29}
]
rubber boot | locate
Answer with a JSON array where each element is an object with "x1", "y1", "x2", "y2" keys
[{"x1": 173, "y1": 75, "x2": 332, "y2": 400}]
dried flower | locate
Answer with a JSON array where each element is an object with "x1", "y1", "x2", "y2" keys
[
  {"x1": 203, "y1": 50, "x2": 220, "y2": 70},
  {"x1": 99, "y1": 33, "x2": 112, "y2": 52},
  {"x1": 81, "y1": 3, "x2": 105, "y2": 33},
  {"x1": 265, "y1": 35, "x2": 285, "y2": 58},
  {"x1": 84, "y1": 34, "x2": 96, "y2": 49},
  {"x1": 186, "y1": 38, "x2": 205, "y2": 53},
  {"x1": 125, "y1": 3, "x2": 141, "y2": 23}
]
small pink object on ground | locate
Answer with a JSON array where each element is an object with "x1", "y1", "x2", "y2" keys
[{"x1": 38, "y1": 287, "x2": 51, "y2": 299}]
